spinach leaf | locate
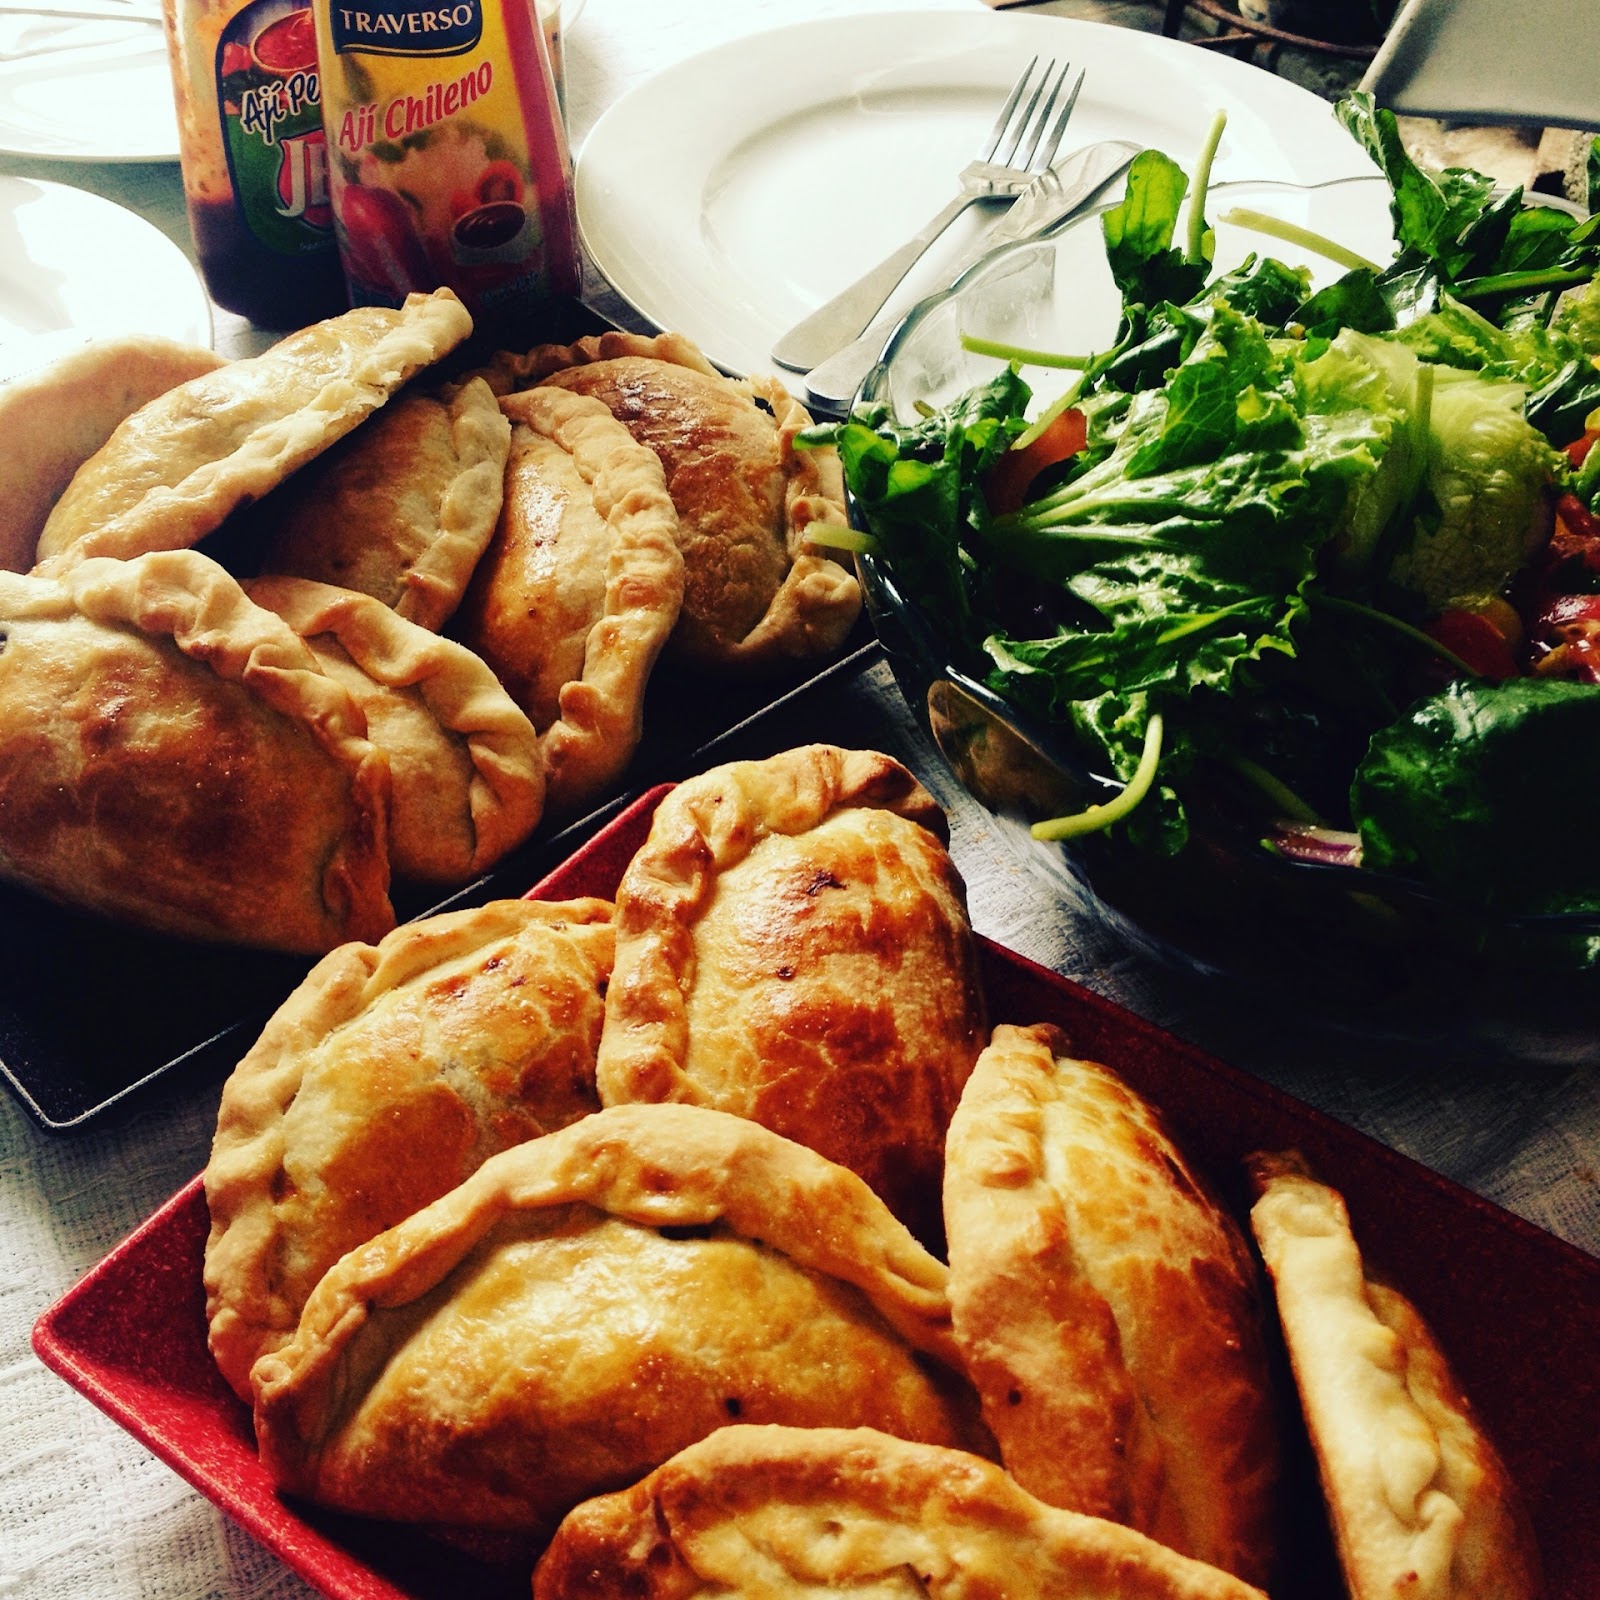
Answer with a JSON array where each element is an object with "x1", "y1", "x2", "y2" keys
[
  {"x1": 1352, "y1": 677, "x2": 1600, "y2": 914},
  {"x1": 1333, "y1": 94, "x2": 1600, "y2": 346},
  {"x1": 812, "y1": 368, "x2": 1030, "y2": 656},
  {"x1": 1102, "y1": 149, "x2": 1207, "y2": 309}
]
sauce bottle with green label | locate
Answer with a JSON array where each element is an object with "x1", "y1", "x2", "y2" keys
[
  {"x1": 162, "y1": 0, "x2": 349, "y2": 327},
  {"x1": 312, "y1": 0, "x2": 579, "y2": 343}
]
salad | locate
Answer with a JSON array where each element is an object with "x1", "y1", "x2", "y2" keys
[{"x1": 807, "y1": 96, "x2": 1600, "y2": 948}]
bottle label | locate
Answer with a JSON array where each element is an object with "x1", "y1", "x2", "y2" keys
[
  {"x1": 217, "y1": 0, "x2": 335, "y2": 257},
  {"x1": 315, "y1": 0, "x2": 577, "y2": 323},
  {"x1": 328, "y1": 0, "x2": 482, "y2": 58}
]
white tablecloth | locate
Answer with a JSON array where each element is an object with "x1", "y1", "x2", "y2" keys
[{"x1": 2, "y1": 4, "x2": 1596, "y2": 1597}]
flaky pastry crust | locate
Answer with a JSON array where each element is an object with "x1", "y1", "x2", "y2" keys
[
  {"x1": 943, "y1": 1024, "x2": 1279, "y2": 1587},
  {"x1": 474, "y1": 329, "x2": 860, "y2": 670},
  {"x1": 256, "y1": 375, "x2": 511, "y2": 632},
  {"x1": 244, "y1": 575, "x2": 543, "y2": 883},
  {"x1": 204, "y1": 896, "x2": 613, "y2": 1401},
  {"x1": 0, "y1": 550, "x2": 392, "y2": 951},
  {"x1": 595, "y1": 745, "x2": 986, "y2": 1243},
  {"x1": 0, "y1": 335, "x2": 224, "y2": 574},
  {"x1": 534, "y1": 1425, "x2": 1271, "y2": 1600},
  {"x1": 1247, "y1": 1150, "x2": 1542, "y2": 1600},
  {"x1": 250, "y1": 1104, "x2": 975, "y2": 1533},
  {"x1": 454, "y1": 384, "x2": 684, "y2": 814},
  {"x1": 33, "y1": 289, "x2": 473, "y2": 572}
]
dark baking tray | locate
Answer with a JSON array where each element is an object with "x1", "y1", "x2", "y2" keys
[
  {"x1": 0, "y1": 633, "x2": 880, "y2": 1132},
  {"x1": 0, "y1": 289, "x2": 881, "y2": 1130},
  {"x1": 33, "y1": 781, "x2": 1600, "y2": 1599}
]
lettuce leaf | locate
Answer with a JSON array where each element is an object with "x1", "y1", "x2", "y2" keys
[{"x1": 1352, "y1": 677, "x2": 1600, "y2": 914}]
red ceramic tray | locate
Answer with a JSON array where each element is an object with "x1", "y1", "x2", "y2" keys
[{"x1": 33, "y1": 783, "x2": 1600, "y2": 1600}]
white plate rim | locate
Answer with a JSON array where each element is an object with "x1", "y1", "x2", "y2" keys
[
  {"x1": 0, "y1": 175, "x2": 212, "y2": 384},
  {"x1": 574, "y1": 10, "x2": 1381, "y2": 382},
  {"x1": 0, "y1": 18, "x2": 178, "y2": 163}
]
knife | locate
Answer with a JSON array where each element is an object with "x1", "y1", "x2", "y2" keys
[{"x1": 801, "y1": 138, "x2": 1139, "y2": 416}]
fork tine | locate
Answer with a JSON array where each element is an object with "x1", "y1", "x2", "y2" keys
[
  {"x1": 1014, "y1": 61, "x2": 1069, "y2": 170},
  {"x1": 1033, "y1": 66, "x2": 1086, "y2": 172},
  {"x1": 979, "y1": 56, "x2": 1038, "y2": 164},
  {"x1": 994, "y1": 59, "x2": 1053, "y2": 168}
]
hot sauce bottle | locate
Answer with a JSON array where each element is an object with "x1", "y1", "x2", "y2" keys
[
  {"x1": 162, "y1": 0, "x2": 349, "y2": 326},
  {"x1": 312, "y1": 0, "x2": 579, "y2": 342}
]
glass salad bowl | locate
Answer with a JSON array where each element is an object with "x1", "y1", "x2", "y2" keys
[{"x1": 846, "y1": 177, "x2": 1600, "y2": 1051}]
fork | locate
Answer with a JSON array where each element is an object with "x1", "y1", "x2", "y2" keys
[{"x1": 770, "y1": 57, "x2": 1084, "y2": 373}]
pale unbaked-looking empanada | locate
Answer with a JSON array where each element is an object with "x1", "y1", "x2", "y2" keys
[
  {"x1": 943, "y1": 1024, "x2": 1280, "y2": 1587},
  {"x1": 0, "y1": 335, "x2": 225, "y2": 574},
  {"x1": 255, "y1": 376, "x2": 510, "y2": 631},
  {"x1": 477, "y1": 330, "x2": 859, "y2": 670},
  {"x1": 453, "y1": 384, "x2": 684, "y2": 814},
  {"x1": 203, "y1": 896, "x2": 614, "y2": 1401},
  {"x1": 250, "y1": 1103, "x2": 980, "y2": 1535},
  {"x1": 534, "y1": 1425, "x2": 1270, "y2": 1600},
  {"x1": 1247, "y1": 1150, "x2": 1542, "y2": 1600},
  {"x1": 33, "y1": 289, "x2": 473, "y2": 573},
  {"x1": 244, "y1": 575, "x2": 543, "y2": 883},
  {"x1": 0, "y1": 550, "x2": 392, "y2": 952},
  {"x1": 596, "y1": 745, "x2": 987, "y2": 1246}
]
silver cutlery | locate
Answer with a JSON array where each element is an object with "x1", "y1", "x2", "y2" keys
[
  {"x1": 770, "y1": 56, "x2": 1085, "y2": 373},
  {"x1": 801, "y1": 137, "x2": 1140, "y2": 416}
]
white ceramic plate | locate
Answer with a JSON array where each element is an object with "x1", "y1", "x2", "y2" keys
[
  {"x1": 0, "y1": 14, "x2": 178, "y2": 162},
  {"x1": 0, "y1": 176, "x2": 211, "y2": 384},
  {"x1": 574, "y1": 9, "x2": 1380, "y2": 382}
]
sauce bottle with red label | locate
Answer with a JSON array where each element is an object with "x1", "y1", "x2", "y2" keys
[
  {"x1": 312, "y1": 0, "x2": 579, "y2": 344},
  {"x1": 162, "y1": 0, "x2": 350, "y2": 327}
]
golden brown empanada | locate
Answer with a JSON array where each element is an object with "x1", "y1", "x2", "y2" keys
[
  {"x1": 0, "y1": 335, "x2": 225, "y2": 574},
  {"x1": 1247, "y1": 1151, "x2": 1542, "y2": 1600},
  {"x1": 453, "y1": 384, "x2": 684, "y2": 813},
  {"x1": 204, "y1": 896, "x2": 613, "y2": 1401},
  {"x1": 476, "y1": 329, "x2": 859, "y2": 670},
  {"x1": 33, "y1": 289, "x2": 473, "y2": 573},
  {"x1": 0, "y1": 550, "x2": 392, "y2": 952},
  {"x1": 943, "y1": 1024, "x2": 1279, "y2": 1587},
  {"x1": 534, "y1": 1425, "x2": 1271, "y2": 1600},
  {"x1": 243, "y1": 575, "x2": 542, "y2": 883},
  {"x1": 255, "y1": 376, "x2": 510, "y2": 632},
  {"x1": 251, "y1": 1103, "x2": 979, "y2": 1534},
  {"x1": 595, "y1": 745, "x2": 986, "y2": 1245}
]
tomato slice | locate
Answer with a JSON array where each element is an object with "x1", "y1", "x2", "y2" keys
[
  {"x1": 983, "y1": 407, "x2": 1088, "y2": 516},
  {"x1": 1556, "y1": 490, "x2": 1600, "y2": 545},
  {"x1": 1425, "y1": 608, "x2": 1521, "y2": 682}
]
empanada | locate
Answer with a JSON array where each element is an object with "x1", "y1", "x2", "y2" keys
[
  {"x1": 33, "y1": 289, "x2": 473, "y2": 573},
  {"x1": 453, "y1": 384, "x2": 684, "y2": 813},
  {"x1": 943, "y1": 1024, "x2": 1279, "y2": 1586},
  {"x1": 251, "y1": 1103, "x2": 979, "y2": 1534},
  {"x1": 0, "y1": 335, "x2": 225, "y2": 574},
  {"x1": 476, "y1": 329, "x2": 859, "y2": 670},
  {"x1": 255, "y1": 376, "x2": 510, "y2": 631},
  {"x1": 0, "y1": 550, "x2": 392, "y2": 952},
  {"x1": 204, "y1": 896, "x2": 613, "y2": 1401},
  {"x1": 244, "y1": 576, "x2": 542, "y2": 883},
  {"x1": 1247, "y1": 1151, "x2": 1542, "y2": 1600},
  {"x1": 534, "y1": 1425, "x2": 1270, "y2": 1600},
  {"x1": 596, "y1": 745, "x2": 986, "y2": 1245}
]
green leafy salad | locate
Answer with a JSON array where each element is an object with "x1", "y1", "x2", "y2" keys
[{"x1": 806, "y1": 96, "x2": 1600, "y2": 930}]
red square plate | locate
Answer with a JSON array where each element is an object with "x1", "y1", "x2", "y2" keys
[{"x1": 33, "y1": 784, "x2": 1600, "y2": 1599}]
